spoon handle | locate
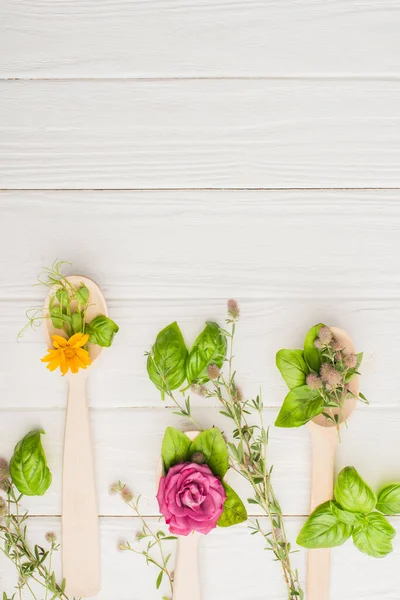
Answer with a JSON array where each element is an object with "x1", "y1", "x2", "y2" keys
[
  {"x1": 307, "y1": 423, "x2": 338, "y2": 600},
  {"x1": 62, "y1": 372, "x2": 100, "y2": 597},
  {"x1": 173, "y1": 533, "x2": 201, "y2": 600}
]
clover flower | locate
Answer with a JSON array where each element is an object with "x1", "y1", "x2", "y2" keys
[{"x1": 306, "y1": 374, "x2": 323, "y2": 390}]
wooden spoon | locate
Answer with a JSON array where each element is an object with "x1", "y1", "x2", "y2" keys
[
  {"x1": 307, "y1": 327, "x2": 360, "y2": 600},
  {"x1": 156, "y1": 430, "x2": 201, "y2": 600},
  {"x1": 43, "y1": 275, "x2": 107, "y2": 597}
]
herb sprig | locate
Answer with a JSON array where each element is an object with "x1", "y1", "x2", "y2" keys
[{"x1": 146, "y1": 301, "x2": 304, "y2": 600}]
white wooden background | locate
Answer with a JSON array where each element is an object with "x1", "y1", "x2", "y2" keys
[{"x1": 1, "y1": 2, "x2": 400, "y2": 598}]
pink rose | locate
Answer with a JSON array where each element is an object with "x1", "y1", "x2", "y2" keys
[{"x1": 157, "y1": 462, "x2": 226, "y2": 536}]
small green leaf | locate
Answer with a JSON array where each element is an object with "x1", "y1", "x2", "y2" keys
[
  {"x1": 275, "y1": 385, "x2": 324, "y2": 428},
  {"x1": 217, "y1": 482, "x2": 247, "y2": 527},
  {"x1": 186, "y1": 322, "x2": 227, "y2": 385},
  {"x1": 55, "y1": 289, "x2": 69, "y2": 305},
  {"x1": 10, "y1": 430, "x2": 52, "y2": 496},
  {"x1": 50, "y1": 306, "x2": 64, "y2": 329},
  {"x1": 276, "y1": 349, "x2": 309, "y2": 389},
  {"x1": 156, "y1": 570, "x2": 163, "y2": 589},
  {"x1": 303, "y1": 323, "x2": 325, "y2": 372},
  {"x1": 334, "y1": 467, "x2": 377, "y2": 514},
  {"x1": 296, "y1": 501, "x2": 353, "y2": 549},
  {"x1": 190, "y1": 428, "x2": 228, "y2": 479},
  {"x1": 147, "y1": 322, "x2": 188, "y2": 395},
  {"x1": 76, "y1": 285, "x2": 89, "y2": 305},
  {"x1": 87, "y1": 315, "x2": 119, "y2": 347},
  {"x1": 352, "y1": 512, "x2": 395, "y2": 558},
  {"x1": 161, "y1": 427, "x2": 192, "y2": 472},
  {"x1": 376, "y1": 484, "x2": 400, "y2": 515},
  {"x1": 71, "y1": 312, "x2": 83, "y2": 334}
]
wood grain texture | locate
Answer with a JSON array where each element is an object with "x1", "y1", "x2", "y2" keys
[
  {"x1": 1, "y1": 81, "x2": 400, "y2": 188},
  {"x1": 2, "y1": 516, "x2": 400, "y2": 600},
  {"x1": 1, "y1": 1, "x2": 399, "y2": 78},
  {"x1": 0, "y1": 406, "x2": 398, "y2": 519}
]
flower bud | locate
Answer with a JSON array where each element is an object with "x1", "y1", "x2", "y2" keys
[
  {"x1": 191, "y1": 384, "x2": 207, "y2": 397},
  {"x1": 344, "y1": 354, "x2": 357, "y2": 369},
  {"x1": 45, "y1": 532, "x2": 57, "y2": 543},
  {"x1": 318, "y1": 326, "x2": 332, "y2": 345},
  {"x1": 121, "y1": 485, "x2": 134, "y2": 503},
  {"x1": 207, "y1": 364, "x2": 220, "y2": 380},
  {"x1": 191, "y1": 451, "x2": 206, "y2": 464},
  {"x1": 306, "y1": 374, "x2": 323, "y2": 390},
  {"x1": 0, "y1": 458, "x2": 9, "y2": 479},
  {"x1": 0, "y1": 497, "x2": 7, "y2": 518},
  {"x1": 227, "y1": 299, "x2": 240, "y2": 320}
]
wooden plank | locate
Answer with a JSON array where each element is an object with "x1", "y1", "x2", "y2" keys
[
  {"x1": 1, "y1": 81, "x2": 399, "y2": 188},
  {"x1": 0, "y1": 296, "x2": 396, "y2": 409},
  {"x1": 0, "y1": 406, "x2": 397, "y2": 518},
  {"x1": 1, "y1": 191, "x2": 400, "y2": 301},
  {"x1": 1, "y1": 1, "x2": 399, "y2": 78},
  {"x1": 2, "y1": 515, "x2": 400, "y2": 599}
]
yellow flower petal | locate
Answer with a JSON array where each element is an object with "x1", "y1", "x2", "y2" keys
[
  {"x1": 69, "y1": 333, "x2": 89, "y2": 348},
  {"x1": 52, "y1": 335, "x2": 68, "y2": 349}
]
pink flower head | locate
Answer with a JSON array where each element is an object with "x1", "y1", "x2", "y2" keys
[
  {"x1": 320, "y1": 362, "x2": 334, "y2": 383},
  {"x1": 344, "y1": 354, "x2": 357, "y2": 369},
  {"x1": 318, "y1": 327, "x2": 332, "y2": 345},
  {"x1": 331, "y1": 339, "x2": 345, "y2": 352},
  {"x1": 157, "y1": 462, "x2": 226, "y2": 536},
  {"x1": 227, "y1": 299, "x2": 240, "y2": 320},
  {"x1": 306, "y1": 374, "x2": 322, "y2": 390},
  {"x1": 326, "y1": 369, "x2": 343, "y2": 389}
]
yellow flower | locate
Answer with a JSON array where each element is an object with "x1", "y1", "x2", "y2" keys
[{"x1": 41, "y1": 333, "x2": 92, "y2": 376}]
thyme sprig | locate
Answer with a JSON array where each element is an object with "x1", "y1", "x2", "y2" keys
[
  {"x1": 0, "y1": 476, "x2": 73, "y2": 600},
  {"x1": 111, "y1": 482, "x2": 175, "y2": 599}
]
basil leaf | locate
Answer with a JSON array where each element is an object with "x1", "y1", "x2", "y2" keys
[
  {"x1": 71, "y1": 312, "x2": 83, "y2": 334},
  {"x1": 352, "y1": 512, "x2": 395, "y2": 558},
  {"x1": 303, "y1": 323, "x2": 324, "y2": 372},
  {"x1": 376, "y1": 484, "x2": 400, "y2": 515},
  {"x1": 10, "y1": 430, "x2": 52, "y2": 496},
  {"x1": 217, "y1": 482, "x2": 247, "y2": 527},
  {"x1": 161, "y1": 427, "x2": 192, "y2": 472},
  {"x1": 186, "y1": 322, "x2": 227, "y2": 385},
  {"x1": 296, "y1": 501, "x2": 353, "y2": 548},
  {"x1": 334, "y1": 467, "x2": 377, "y2": 514},
  {"x1": 87, "y1": 315, "x2": 119, "y2": 347},
  {"x1": 50, "y1": 306, "x2": 64, "y2": 329},
  {"x1": 190, "y1": 428, "x2": 228, "y2": 479},
  {"x1": 329, "y1": 501, "x2": 358, "y2": 526},
  {"x1": 76, "y1": 285, "x2": 89, "y2": 305},
  {"x1": 276, "y1": 349, "x2": 309, "y2": 389},
  {"x1": 275, "y1": 385, "x2": 324, "y2": 428},
  {"x1": 147, "y1": 322, "x2": 188, "y2": 396}
]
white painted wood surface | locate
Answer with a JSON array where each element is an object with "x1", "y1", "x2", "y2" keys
[{"x1": 1, "y1": 2, "x2": 400, "y2": 598}]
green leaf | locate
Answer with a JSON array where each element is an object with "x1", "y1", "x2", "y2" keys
[
  {"x1": 296, "y1": 501, "x2": 353, "y2": 549},
  {"x1": 156, "y1": 570, "x2": 163, "y2": 589},
  {"x1": 376, "y1": 484, "x2": 400, "y2": 515},
  {"x1": 275, "y1": 385, "x2": 324, "y2": 428},
  {"x1": 303, "y1": 323, "x2": 325, "y2": 372},
  {"x1": 329, "y1": 501, "x2": 358, "y2": 526},
  {"x1": 147, "y1": 322, "x2": 188, "y2": 395},
  {"x1": 55, "y1": 289, "x2": 69, "y2": 305},
  {"x1": 190, "y1": 428, "x2": 228, "y2": 479},
  {"x1": 87, "y1": 315, "x2": 119, "y2": 347},
  {"x1": 217, "y1": 483, "x2": 247, "y2": 527},
  {"x1": 334, "y1": 467, "x2": 377, "y2": 514},
  {"x1": 276, "y1": 349, "x2": 309, "y2": 389},
  {"x1": 352, "y1": 512, "x2": 395, "y2": 558},
  {"x1": 50, "y1": 306, "x2": 64, "y2": 329},
  {"x1": 186, "y1": 322, "x2": 227, "y2": 384},
  {"x1": 161, "y1": 427, "x2": 192, "y2": 472},
  {"x1": 10, "y1": 430, "x2": 52, "y2": 496},
  {"x1": 71, "y1": 312, "x2": 83, "y2": 334},
  {"x1": 76, "y1": 285, "x2": 89, "y2": 305}
]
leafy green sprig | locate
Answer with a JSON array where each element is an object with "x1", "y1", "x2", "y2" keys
[
  {"x1": 18, "y1": 260, "x2": 119, "y2": 349},
  {"x1": 275, "y1": 323, "x2": 368, "y2": 432},
  {"x1": 297, "y1": 466, "x2": 400, "y2": 558},
  {"x1": 110, "y1": 482, "x2": 175, "y2": 598},
  {"x1": 0, "y1": 460, "x2": 72, "y2": 600},
  {"x1": 146, "y1": 304, "x2": 304, "y2": 600}
]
